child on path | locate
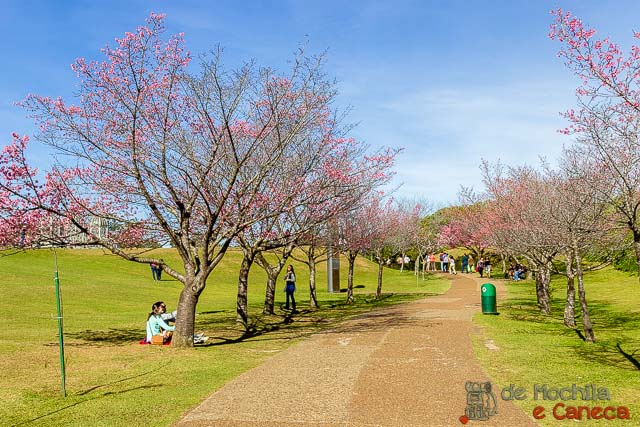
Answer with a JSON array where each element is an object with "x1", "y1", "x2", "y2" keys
[{"x1": 449, "y1": 255, "x2": 457, "y2": 274}]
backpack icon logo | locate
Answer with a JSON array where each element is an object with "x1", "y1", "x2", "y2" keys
[{"x1": 461, "y1": 381, "x2": 498, "y2": 423}]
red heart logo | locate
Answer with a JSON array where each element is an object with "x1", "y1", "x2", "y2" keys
[{"x1": 459, "y1": 415, "x2": 469, "y2": 424}]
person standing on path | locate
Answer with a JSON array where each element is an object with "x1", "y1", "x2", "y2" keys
[
  {"x1": 484, "y1": 257, "x2": 492, "y2": 278},
  {"x1": 477, "y1": 258, "x2": 485, "y2": 278},
  {"x1": 284, "y1": 264, "x2": 296, "y2": 311}
]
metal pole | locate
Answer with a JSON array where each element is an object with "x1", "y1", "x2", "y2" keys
[
  {"x1": 327, "y1": 245, "x2": 334, "y2": 293},
  {"x1": 53, "y1": 251, "x2": 67, "y2": 397},
  {"x1": 327, "y1": 245, "x2": 340, "y2": 293}
]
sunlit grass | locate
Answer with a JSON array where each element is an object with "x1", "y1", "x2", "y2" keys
[
  {"x1": 0, "y1": 248, "x2": 448, "y2": 426},
  {"x1": 473, "y1": 267, "x2": 640, "y2": 426}
]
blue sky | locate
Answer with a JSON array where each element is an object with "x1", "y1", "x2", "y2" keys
[{"x1": 3, "y1": 0, "x2": 640, "y2": 205}]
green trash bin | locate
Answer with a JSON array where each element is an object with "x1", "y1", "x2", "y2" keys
[{"x1": 481, "y1": 283, "x2": 498, "y2": 314}]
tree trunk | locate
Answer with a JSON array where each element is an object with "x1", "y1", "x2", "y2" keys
[
  {"x1": 346, "y1": 252, "x2": 357, "y2": 304},
  {"x1": 564, "y1": 254, "x2": 576, "y2": 328},
  {"x1": 574, "y1": 247, "x2": 595, "y2": 342},
  {"x1": 236, "y1": 253, "x2": 254, "y2": 327},
  {"x1": 376, "y1": 257, "x2": 384, "y2": 299},
  {"x1": 633, "y1": 229, "x2": 640, "y2": 281},
  {"x1": 256, "y1": 247, "x2": 293, "y2": 314},
  {"x1": 500, "y1": 253, "x2": 506, "y2": 275},
  {"x1": 309, "y1": 261, "x2": 318, "y2": 309},
  {"x1": 173, "y1": 280, "x2": 202, "y2": 348},
  {"x1": 535, "y1": 262, "x2": 551, "y2": 314},
  {"x1": 263, "y1": 272, "x2": 278, "y2": 314}
]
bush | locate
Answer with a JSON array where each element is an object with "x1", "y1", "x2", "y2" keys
[{"x1": 612, "y1": 249, "x2": 638, "y2": 273}]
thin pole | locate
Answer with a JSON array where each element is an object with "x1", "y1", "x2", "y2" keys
[{"x1": 53, "y1": 250, "x2": 67, "y2": 397}]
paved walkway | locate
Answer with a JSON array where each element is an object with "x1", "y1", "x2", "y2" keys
[{"x1": 174, "y1": 274, "x2": 538, "y2": 427}]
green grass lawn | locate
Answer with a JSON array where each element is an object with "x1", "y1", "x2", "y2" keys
[
  {"x1": 0, "y1": 248, "x2": 448, "y2": 426},
  {"x1": 473, "y1": 268, "x2": 640, "y2": 426}
]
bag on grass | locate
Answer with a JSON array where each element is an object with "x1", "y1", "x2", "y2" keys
[{"x1": 151, "y1": 334, "x2": 164, "y2": 345}]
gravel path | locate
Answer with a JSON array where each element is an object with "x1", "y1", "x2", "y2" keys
[{"x1": 174, "y1": 274, "x2": 538, "y2": 427}]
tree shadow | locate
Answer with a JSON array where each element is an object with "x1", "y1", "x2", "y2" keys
[
  {"x1": 65, "y1": 327, "x2": 143, "y2": 345},
  {"x1": 199, "y1": 293, "x2": 431, "y2": 347},
  {"x1": 616, "y1": 343, "x2": 640, "y2": 371},
  {"x1": 499, "y1": 284, "x2": 640, "y2": 371},
  {"x1": 13, "y1": 384, "x2": 163, "y2": 426},
  {"x1": 76, "y1": 364, "x2": 167, "y2": 396}
]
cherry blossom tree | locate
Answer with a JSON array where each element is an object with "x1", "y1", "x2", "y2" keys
[
  {"x1": 333, "y1": 194, "x2": 386, "y2": 303},
  {"x1": 438, "y1": 198, "x2": 492, "y2": 261},
  {"x1": 550, "y1": 9, "x2": 640, "y2": 280},
  {"x1": 544, "y1": 157, "x2": 617, "y2": 342},
  {"x1": 415, "y1": 209, "x2": 447, "y2": 277},
  {"x1": 0, "y1": 14, "x2": 392, "y2": 346},
  {"x1": 291, "y1": 225, "x2": 329, "y2": 309},
  {"x1": 387, "y1": 200, "x2": 425, "y2": 273},
  {"x1": 365, "y1": 199, "x2": 400, "y2": 299},
  {"x1": 234, "y1": 143, "x2": 396, "y2": 322},
  {"x1": 481, "y1": 162, "x2": 561, "y2": 314}
]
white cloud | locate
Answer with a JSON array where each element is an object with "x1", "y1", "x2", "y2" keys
[{"x1": 349, "y1": 81, "x2": 576, "y2": 205}]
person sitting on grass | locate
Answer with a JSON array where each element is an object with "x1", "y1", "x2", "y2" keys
[{"x1": 146, "y1": 301, "x2": 174, "y2": 344}]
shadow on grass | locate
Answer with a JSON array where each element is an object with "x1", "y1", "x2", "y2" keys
[
  {"x1": 200, "y1": 292, "x2": 434, "y2": 347},
  {"x1": 65, "y1": 327, "x2": 143, "y2": 345},
  {"x1": 499, "y1": 282, "x2": 640, "y2": 371},
  {"x1": 60, "y1": 292, "x2": 436, "y2": 348},
  {"x1": 616, "y1": 343, "x2": 640, "y2": 371},
  {"x1": 13, "y1": 384, "x2": 163, "y2": 427},
  {"x1": 77, "y1": 364, "x2": 167, "y2": 396}
]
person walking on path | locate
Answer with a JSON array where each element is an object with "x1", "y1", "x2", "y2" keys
[
  {"x1": 284, "y1": 265, "x2": 296, "y2": 311},
  {"x1": 461, "y1": 253, "x2": 469, "y2": 273},
  {"x1": 477, "y1": 258, "x2": 485, "y2": 278},
  {"x1": 484, "y1": 257, "x2": 492, "y2": 278},
  {"x1": 449, "y1": 255, "x2": 457, "y2": 274}
]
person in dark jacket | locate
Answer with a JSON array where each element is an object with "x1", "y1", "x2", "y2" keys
[{"x1": 284, "y1": 264, "x2": 296, "y2": 311}]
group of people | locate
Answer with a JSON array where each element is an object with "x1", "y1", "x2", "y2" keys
[
  {"x1": 434, "y1": 252, "x2": 457, "y2": 274},
  {"x1": 423, "y1": 253, "x2": 493, "y2": 278},
  {"x1": 507, "y1": 263, "x2": 527, "y2": 281}
]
